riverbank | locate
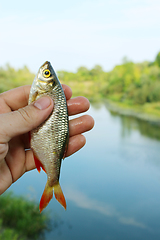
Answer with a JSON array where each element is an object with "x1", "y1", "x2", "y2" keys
[{"x1": 104, "y1": 100, "x2": 160, "y2": 125}]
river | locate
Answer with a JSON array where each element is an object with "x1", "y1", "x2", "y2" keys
[{"x1": 8, "y1": 104, "x2": 160, "y2": 240}]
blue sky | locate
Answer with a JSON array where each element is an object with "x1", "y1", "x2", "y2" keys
[{"x1": 0, "y1": 0, "x2": 160, "y2": 73}]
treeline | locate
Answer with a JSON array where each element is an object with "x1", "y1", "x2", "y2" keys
[
  {"x1": 1, "y1": 52, "x2": 160, "y2": 107},
  {"x1": 0, "y1": 64, "x2": 34, "y2": 93},
  {"x1": 103, "y1": 53, "x2": 160, "y2": 105},
  {"x1": 58, "y1": 52, "x2": 160, "y2": 105}
]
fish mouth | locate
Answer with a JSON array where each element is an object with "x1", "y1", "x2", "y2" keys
[{"x1": 40, "y1": 61, "x2": 51, "y2": 70}]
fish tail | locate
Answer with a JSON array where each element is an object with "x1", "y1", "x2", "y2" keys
[
  {"x1": 39, "y1": 181, "x2": 53, "y2": 213},
  {"x1": 39, "y1": 181, "x2": 66, "y2": 213},
  {"x1": 54, "y1": 182, "x2": 66, "y2": 210}
]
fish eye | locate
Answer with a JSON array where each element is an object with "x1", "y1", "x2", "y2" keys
[{"x1": 43, "y1": 69, "x2": 51, "y2": 78}]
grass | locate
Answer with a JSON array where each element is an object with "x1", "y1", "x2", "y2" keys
[{"x1": 0, "y1": 192, "x2": 50, "y2": 240}]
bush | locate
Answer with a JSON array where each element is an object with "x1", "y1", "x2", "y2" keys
[{"x1": 0, "y1": 192, "x2": 50, "y2": 240}]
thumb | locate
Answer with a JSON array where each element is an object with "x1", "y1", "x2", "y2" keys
[{"x1": 0, "y1": 96, "x2": 54, "y2": 143}]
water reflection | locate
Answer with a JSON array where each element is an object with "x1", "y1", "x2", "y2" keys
[
  {"x1": 65, "y1": 186, "x2": 147, "y2": 229},
  {"x1": 108, "y1": 109, "x2": 160, "y2": 140}
]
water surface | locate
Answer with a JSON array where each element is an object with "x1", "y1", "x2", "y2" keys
[{"x1": 9, "y1": 104, "x2": 160, "y2": 240}]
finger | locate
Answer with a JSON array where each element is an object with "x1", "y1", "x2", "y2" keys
[
  {"x1": 65, "y1": 134, "x2": 86, "y2": 157},
  {"x1": 0, "y1": 85, "x2": 30, "y2": 113},
  {"x1": 69, "y1": 115, "x2": 94, "y2": 137},
  {"x1": 67, "y1": 96, "x2": 90, "y2": 116},
  {"x1": 25, "y1": 149, "x2": 36, "y2": 172},
  {"x1": 0, "y1": 158, "x2": 12, "y2": 194},
  {"x1": 62, "y1": 84, "x2": 72, "y2": 100},
  {"x1": 0, "y1": 84, "x2": 72, "y2": 112},
  {"x1": 0, "y1": 96, "x2": 53, "y2": 143}
]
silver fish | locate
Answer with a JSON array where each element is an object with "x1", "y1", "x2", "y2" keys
[{"x1": 28, "y1": 61, "x2": 69, "y2": 212}]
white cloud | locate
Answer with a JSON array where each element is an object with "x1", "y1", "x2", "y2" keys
[{"x1": 65, "y1": 186, "x2": 147, "y2": 229}]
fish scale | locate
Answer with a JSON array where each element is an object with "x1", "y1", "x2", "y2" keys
[{"x1": 28, "y1": 61, "x2": 69, "y2": 212}]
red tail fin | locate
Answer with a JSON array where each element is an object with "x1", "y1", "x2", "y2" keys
[
  {"x1": 39, "y1": 182, "x2": 53, "y2": 213},
  {"x1": 39, "y1": 181, "x2": 66, "y2": 213},
  {"x1": 54, "y1": 182, "x2": 66, "y2": 210}
]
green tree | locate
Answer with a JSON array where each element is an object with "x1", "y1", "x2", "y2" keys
[{"x1": 155, "y1": 52, "x2": 160, "y2": 67}]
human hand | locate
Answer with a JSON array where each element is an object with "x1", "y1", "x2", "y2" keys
[{"x1": 0, "y1": 85, "x2": 94, "y2": 194}]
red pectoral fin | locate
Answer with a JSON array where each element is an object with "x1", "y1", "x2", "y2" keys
[{"x1": 33, "y1": 154, "x2": 46, "y2": 173}]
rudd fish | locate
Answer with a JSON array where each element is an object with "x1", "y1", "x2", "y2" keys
[{"x1": 28, "y1": 61, "x2": 69, "y2": 212}]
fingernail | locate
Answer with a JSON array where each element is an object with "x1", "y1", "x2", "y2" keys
[{"x1": 34, "y1": 97, "x2": 52, "y2": 110}]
